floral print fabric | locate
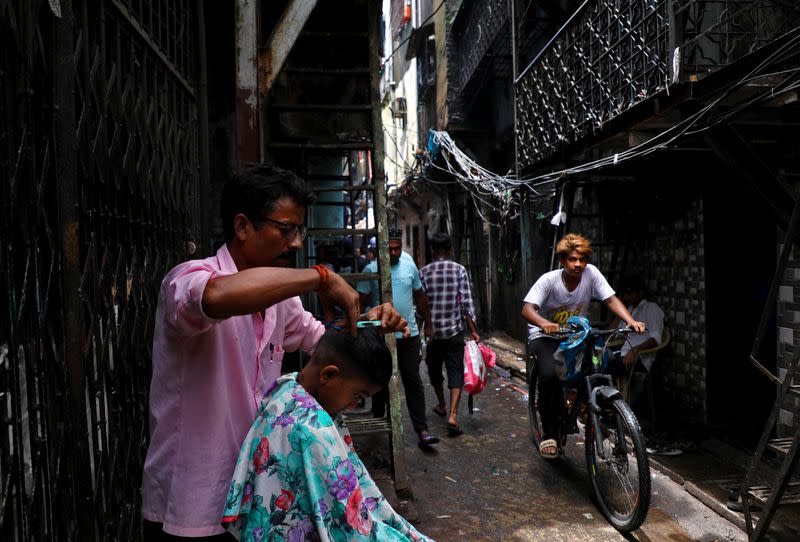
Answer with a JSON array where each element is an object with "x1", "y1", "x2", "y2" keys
[{"x1": 222, "y1": 373, "x2": 433, "y2": 542}]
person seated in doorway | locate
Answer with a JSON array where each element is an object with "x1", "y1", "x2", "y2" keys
[
  {"x1": 221, "y1": 329, "x2": 434, "y2": 542},
  {"x1": 608, "y1": 274, "x2": 665, "y2": 404}
]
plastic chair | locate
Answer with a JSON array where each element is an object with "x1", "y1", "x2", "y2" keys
[{"x1": 623, "y1": 326, "x2": 671, "y2": 431}]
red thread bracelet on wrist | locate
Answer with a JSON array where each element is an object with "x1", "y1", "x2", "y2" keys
[{"x1": 310, "y1": 265, "x2": 330, "y2": 291}]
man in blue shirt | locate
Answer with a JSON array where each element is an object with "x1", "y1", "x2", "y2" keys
[{"x1": 358, "y1": 229, "x2": 438, "y2": 447}]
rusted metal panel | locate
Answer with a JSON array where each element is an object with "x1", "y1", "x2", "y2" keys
[
  {"x1": 260, "y1": 0, "x2": 319, "y2": 97},
  {"x1": 236, "y1": 0, "x2": 259, "y2": 169}
]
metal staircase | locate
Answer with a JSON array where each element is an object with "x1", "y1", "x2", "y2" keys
[
  {"x1": 261, "y1": 1, "x2": 409, "y2": 496},
  {"x1": 739, "y1": 196, "x2": 800, "y2": 541}
]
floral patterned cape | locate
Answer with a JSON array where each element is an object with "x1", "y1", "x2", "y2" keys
[{"x1": 221, "y1": 373, "x2": 433, "y2": 542}]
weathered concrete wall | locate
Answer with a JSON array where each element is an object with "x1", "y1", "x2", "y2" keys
[{"x1": 434, "y1": 1, "x2": 449, "y2": 129}]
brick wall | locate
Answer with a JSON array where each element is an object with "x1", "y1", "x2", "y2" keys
[{"x1": 568, "y1": 185, "x2": 708, "y2": 424}]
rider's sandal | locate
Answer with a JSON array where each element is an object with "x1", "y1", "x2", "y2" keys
[{"x1": 539, "y1": 438, "x2": 559, "y2": 459}]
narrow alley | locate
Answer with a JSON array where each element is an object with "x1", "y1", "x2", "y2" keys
[
  {"x1": 4, "y1": 2, "x2": 800, "y2": 541},
  {"x1": 355, "y1": 336, "x2": 748, "y2": 542}
]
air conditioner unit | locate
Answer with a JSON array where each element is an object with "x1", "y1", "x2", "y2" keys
[{"x1": 391, "y1": 97, "x2": 407, "y2": 118}]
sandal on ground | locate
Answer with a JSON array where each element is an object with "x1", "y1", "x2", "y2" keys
[
  {"x1": 432, "y1": 406, "x2": 447, "y2": 417},
  {"x1": 539, "y1": 438, "x2": 559, "y2": 459},
  {"x1": 447, "y1": 423, "x2": 464, "y2": 437},
  {"x1": 417, "y1": 433, "x2": 440, "y2": 447}
]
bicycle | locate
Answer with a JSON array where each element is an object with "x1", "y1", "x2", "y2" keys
[{"x1": 526, "y1": 316, "x2": 651, "y2": 532}]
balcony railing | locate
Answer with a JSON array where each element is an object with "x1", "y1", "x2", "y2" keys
[
  {"x1": 515, "y1": 0, "x2": 670, "y2": 172},
  {"x1": 515, "y1": 0, "x2": 800, "y2": 171}
]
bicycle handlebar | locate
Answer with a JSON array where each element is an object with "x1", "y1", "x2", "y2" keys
[
  {"x1": 546, "y1": 327, "x2": 639, "y2": 340},
  {"x1": 589, "y1": 328, "x2": 637, "y2": 337}
]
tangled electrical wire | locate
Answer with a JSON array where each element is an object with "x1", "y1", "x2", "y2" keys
[
  {"x1": 414, "y1": 130, "x2": 560, "y2": 229},
  {"x1": 396, "y1": 26, "x2": 800, "y2": 234}
]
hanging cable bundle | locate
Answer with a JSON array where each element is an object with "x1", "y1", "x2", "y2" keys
[
  {"x1": 426, "y1": 130, "x2": 558, "y2": 197},
  {"x1": 421, "y1": 130, "x2": 557, "y2": 228}
]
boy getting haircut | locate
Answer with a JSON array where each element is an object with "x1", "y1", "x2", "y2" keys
[
  {"x1": 311, "y1": 329, "x2": 392, "y2": 389},
  {"x1": 222, "y1": 329, "x2": 432, "y2": 542}
]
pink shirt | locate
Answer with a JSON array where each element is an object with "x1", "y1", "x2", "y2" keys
[{"x1": 141, "y1": 244, "x2": 325, "y2": 536}]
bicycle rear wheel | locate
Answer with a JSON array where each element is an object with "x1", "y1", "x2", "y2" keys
[
  {"x1": 526, "y1": 365, "x2": 545, "y2": 450},
  {"x1": 585, "y1": 396, "x2": 651, "y2": 532}
]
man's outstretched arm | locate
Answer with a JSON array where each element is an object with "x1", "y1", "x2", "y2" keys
[{"x1": 202, "y1": 267, "x2": 359, "y2": 330}]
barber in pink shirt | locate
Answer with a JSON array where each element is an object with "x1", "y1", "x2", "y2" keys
[{"x1": 141, "y1": 166, "x2": 407, "y2": 539}]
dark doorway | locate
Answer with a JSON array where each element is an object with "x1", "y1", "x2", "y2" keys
[{"x1": 704, "y1": 182, "x2": 777, "y2": 448}]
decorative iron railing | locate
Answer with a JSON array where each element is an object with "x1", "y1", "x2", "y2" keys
[
  {"x1": 0, "y1": 1, "x2": 201, "y2": 540},
  {"x1": 515, "y1": 0, "x2": 670, "y2": 171},
  {"x1": 514, "y1": 0, "x2": 800, "y2": 171}
]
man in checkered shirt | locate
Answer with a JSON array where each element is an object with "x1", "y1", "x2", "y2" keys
[{"x1": 419, "y1": 232, "x2": 480, "y2": 436}]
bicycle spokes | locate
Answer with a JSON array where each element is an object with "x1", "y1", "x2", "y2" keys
[{"x1": 586, "y1": 397, "x2": 651, "y2": 532}]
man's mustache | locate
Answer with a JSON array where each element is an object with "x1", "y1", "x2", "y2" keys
[{"x1": 274, "y1": 252, "x2": 295, "y2": 263}]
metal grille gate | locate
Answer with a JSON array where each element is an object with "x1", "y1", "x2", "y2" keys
[{"x1": 0, "y1": 1, "x2": 202, "y2": 539}]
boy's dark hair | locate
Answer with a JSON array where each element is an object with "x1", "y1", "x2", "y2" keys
[
  {"x1": 312, "y1": 328, "x2": 392, "y2": 387},
  {"x1": 430, "y1": 232, "x2": 451, "y2": 251},
  {"x1": 221, "y1": 165, "x2": 316, "y2": 243}
]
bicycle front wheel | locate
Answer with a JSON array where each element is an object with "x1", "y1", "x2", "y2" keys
[{"x1": 585, "y1": 396, "x2": 651, "y2": 532}]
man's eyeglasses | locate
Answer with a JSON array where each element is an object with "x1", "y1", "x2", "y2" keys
[{"x1": 262, "y1": 217, "x2": 308, "y2": 241}]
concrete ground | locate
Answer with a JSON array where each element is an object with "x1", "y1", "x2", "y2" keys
[
  {"x1": 479, "y1": 333, "x2": 798, "y2": 541},
  {"x1": 355, "y1": 331, "x2": 753, "y2": 541}
]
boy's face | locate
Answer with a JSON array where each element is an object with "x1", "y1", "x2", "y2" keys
[
  {"x1": 561, "y1": 250, "x2": 589, "y2": 279},
  {"x1": 317, "y1": 366, "x2": 382, "y2": 415}
]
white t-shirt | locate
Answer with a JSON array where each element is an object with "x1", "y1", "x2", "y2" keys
[
  {"x1": 620, "y1": 299, "x2": 665, "y2": 371},
  {"x1": 523, "y1": 264, "x2": 615, "y2": 341}
]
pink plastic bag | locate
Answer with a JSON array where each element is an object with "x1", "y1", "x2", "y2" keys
[
  {"x1": 463, "y1": 340, "x2": 488, "y2": 395},
  {"x1": 479, "y1": 343, "x2": 496, "y2": 368}
]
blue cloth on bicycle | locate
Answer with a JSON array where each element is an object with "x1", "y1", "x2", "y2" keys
[{"x1": 553, "y1": 316, "x2": 590, "y2": 383}]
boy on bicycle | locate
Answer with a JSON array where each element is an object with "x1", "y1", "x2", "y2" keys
[{"x1": 521, "y1": 233, "x2": 645, "y2": 459}]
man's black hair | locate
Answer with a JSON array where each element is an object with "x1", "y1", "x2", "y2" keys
[
  {"x1": 619, "y1": 274, "x2": 647, "y2": 295},
  {"x1": 430, "y1": 232, "x2": 451, "y2": 251},
  {"x1": 220, "y1": 165, "x2": 316, "y2": 243},
  {"x1": 312, "y1": 328, "x2": 392, "y2": 388}
]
